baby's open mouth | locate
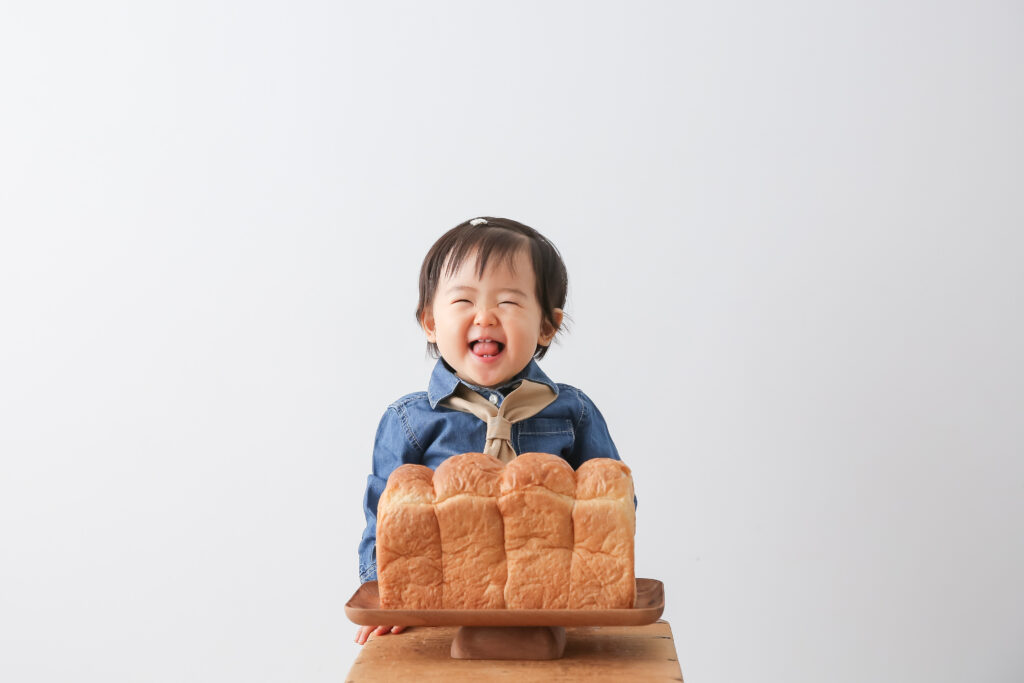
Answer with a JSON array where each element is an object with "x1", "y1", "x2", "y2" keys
[{"x1": 470, "y1": 339, "x2": 505, "y2": 358}]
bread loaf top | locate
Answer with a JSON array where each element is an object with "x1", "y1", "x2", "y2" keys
[
  {"x1": 574, "y1": 458, "x2": 634, "y2": 501},
  {"x1": 378, "y1": 463, "x2": 435, "y2": 506},
  {"x1": 433, "y1": 452, "x2": 504, "y2": 502},
  {"x1": 499, "y1": 451, "x2": 576, "y2": 497}
]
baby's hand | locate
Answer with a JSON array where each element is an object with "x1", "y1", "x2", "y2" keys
[{"x1": 354, "y1": 624, "x2": 406, "y2": 645}]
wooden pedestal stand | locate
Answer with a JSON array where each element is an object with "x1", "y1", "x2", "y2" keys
[{"x1": 450, "y1": 625, "x2": 567, "y2": 659}]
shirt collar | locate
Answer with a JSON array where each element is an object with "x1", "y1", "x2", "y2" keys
[{"x1": 427, "y1": 357, "x2": 559, "y2": 409}]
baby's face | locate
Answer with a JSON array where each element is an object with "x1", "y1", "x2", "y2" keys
[{"x1": 422, "y1": 248, "x2": 560, "y2": 388}]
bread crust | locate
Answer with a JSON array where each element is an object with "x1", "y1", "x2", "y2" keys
[
  {"x1": 433, "y1": 453, "x2": 507, "y2": 608},
  {"x1": 499, "y1": 453, "x2": 576, "y2": 608},
  {"x1": 376, "y1": 464, "x2": 443, "y2": 608},
  {"x1": 570, "y1": 458, "x2": 636, "y2": 608}
]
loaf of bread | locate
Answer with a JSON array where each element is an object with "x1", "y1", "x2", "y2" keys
[
  {"x1": 375, "y1": 464, "x2": 443, "y2": 608},
  {"x1": 375, "y1": 454, "x2": 635, "y2": 610},
  {"x1": 498, "y1": 452, "x2": 576, "y2": 608},
  {"x1": 569, "y1": 458, "x2": 636, "y2": 608},
  {"x1": 432, "y1": 452, "x2": 507, "y2": 608}
]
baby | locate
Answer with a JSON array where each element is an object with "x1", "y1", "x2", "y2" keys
[{"x1": 355, "y1": 216, "x2": 622, "y2": 644}]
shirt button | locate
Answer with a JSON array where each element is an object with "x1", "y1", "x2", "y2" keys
[{"x1": 489, "y1": 394, "x2": 499, "y2": 404}]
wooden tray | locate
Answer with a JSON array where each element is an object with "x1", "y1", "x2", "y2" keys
[{"x1": 345, "y1": 578, "x2": 664, "y2": 627}]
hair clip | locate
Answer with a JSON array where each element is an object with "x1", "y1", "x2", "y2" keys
[{"x1": 469, "y1": 218, "x2": 488, "y2": 226}]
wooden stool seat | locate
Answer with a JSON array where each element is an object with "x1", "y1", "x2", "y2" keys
[{"x1": 347, "y1": 619, "x2": 683, "y2": 681}]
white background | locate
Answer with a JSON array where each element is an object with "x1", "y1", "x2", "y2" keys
[{"x1": 2, "y1": 1, "x2": 1022, "y2": 681}]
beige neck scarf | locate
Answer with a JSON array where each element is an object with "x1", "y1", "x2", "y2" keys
[{"x1": 440, "y1": 379, "x2": 557, "y2": 463}]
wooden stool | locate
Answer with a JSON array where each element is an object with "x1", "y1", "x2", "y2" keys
[{"x1": 347, "y1": 619, "x2": 683, "y2": 681}]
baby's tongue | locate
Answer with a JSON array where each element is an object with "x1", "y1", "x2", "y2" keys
[{"x1": 472, "y1": 341, "x2": 501, "y2": 356}]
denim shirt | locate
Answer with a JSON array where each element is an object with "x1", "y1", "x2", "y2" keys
[{"x1": 358, "y1": 358, "x2": 621, "y2": 582}]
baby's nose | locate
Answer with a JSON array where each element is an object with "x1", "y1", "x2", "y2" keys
[{"x1": 473, "y1": 306, "x2": 497, "y2": 326}]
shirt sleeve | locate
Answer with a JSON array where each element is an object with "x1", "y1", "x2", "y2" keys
[
  {"x1": 570, "y1": 388, "x2": 621, "y2": 464},
  {"x1": 570, "y1": 389, "x2": 637, "y2": 508},
  {"x1": 357, "y1": 404, "x2": 422, "y2": 583}
]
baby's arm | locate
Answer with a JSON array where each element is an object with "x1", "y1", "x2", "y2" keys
[
  {"x1": 570, "y1": 388, "x2": 621, "y2": 464},
  {"x1": 358, "y1": 404, "x2": 421, "y2": 584},
  {"x1": 570, "y1": 389, "x2": 637, "y2": 507},
  {"x1": 355, "y1": 406, "x2": 422, "y2": 645}
]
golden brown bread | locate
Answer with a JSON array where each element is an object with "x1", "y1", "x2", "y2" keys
[
  {"x1": 375, "y1": 453, "x2": 636, "y2": 611},
  {"x1": 570, "y1": 458, "x2": 636, "y2": 608},
  {"x1": 376, "y1": 464, "x2": 443, "y2": 608},
  {"x1": 498, "y1": 452, "x2": 576, "y2": 608},
  {"x1": 433, "y1": 452, "x2": 507, "y2": 608}
]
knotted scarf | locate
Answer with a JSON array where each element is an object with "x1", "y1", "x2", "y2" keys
[{"x1": 439, "y1": 379, "x2": 557, "y2": 463}]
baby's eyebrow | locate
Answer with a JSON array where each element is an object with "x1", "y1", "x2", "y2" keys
[{"x1": 443, "y1": 285, "x2": 529, "y2": 297}]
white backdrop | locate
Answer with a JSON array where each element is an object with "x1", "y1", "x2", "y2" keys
[{"x1": 2, "y1": 2, "x2": 1022, "y2": 681}]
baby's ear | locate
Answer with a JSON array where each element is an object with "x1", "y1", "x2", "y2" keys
[
  {"x1": 539, "y1": 308, "x2": 564, "y2": 346},
  {"x1": 421, "y1": 311, "x2": 437, "y2": 343}
]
